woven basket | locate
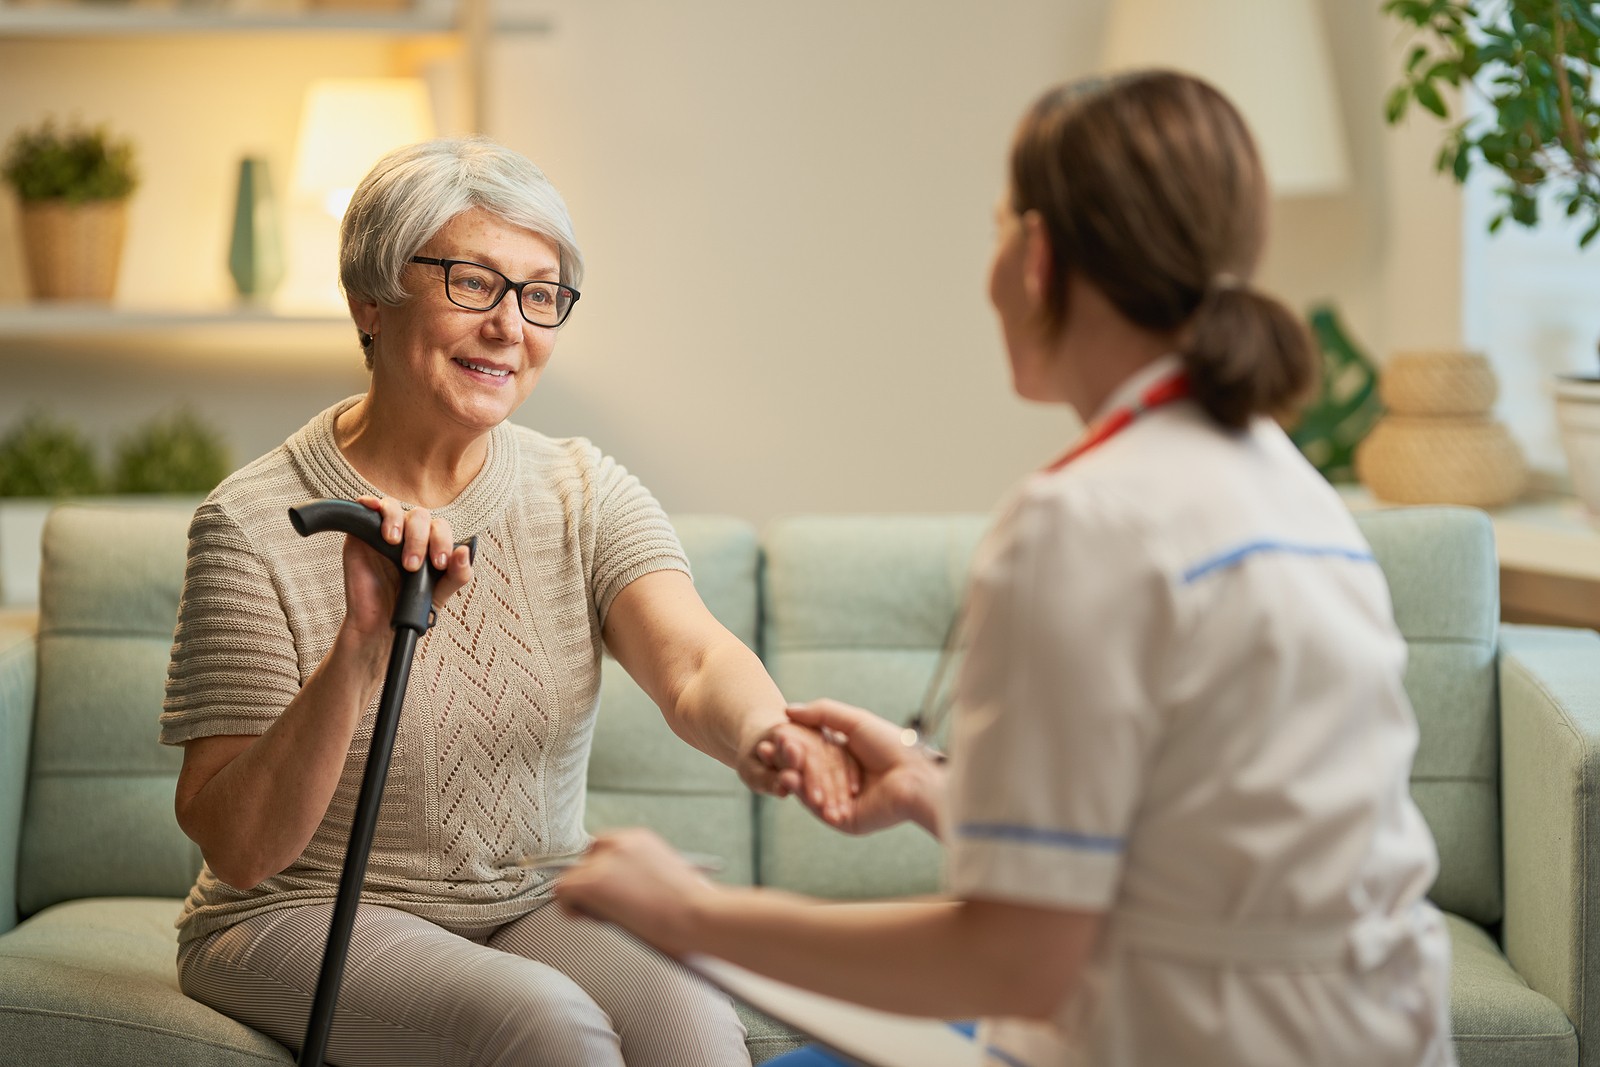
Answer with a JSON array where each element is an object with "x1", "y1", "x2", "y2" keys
[
  {"x1": 1380, "y1": 351, "x2": 1498, "y2": 416},
  {"x1": 18, "y1": 199, "x2": 129, "y2": 302},
  {"x1": 1355, "y1": 414, "x2": 1527, "y2": 507}
]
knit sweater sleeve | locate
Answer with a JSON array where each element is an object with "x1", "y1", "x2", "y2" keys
[
  {"x1": 159, "y1": 499, "x2": 302, "y2": 745},
  {"x1": 587, "y1": 448, "x2": 690, "y2": 624}
]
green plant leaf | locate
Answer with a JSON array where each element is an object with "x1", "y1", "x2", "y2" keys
[
  {"x1": 1414, "y1": 79, "x2": 1450, "y2": 117},
  {"x1": 1426, "y1": 58, "x2": 1463, "y2": 85},
  {"x1": 1386, "y1": 85, "x2": 1412, "y2": 123},
  {"x1": 1571, "y1": 3, "x2": 1600, "y2": 38}
]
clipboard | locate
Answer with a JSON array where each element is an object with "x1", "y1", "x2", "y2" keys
[{"x1": 682, "y1": 953, "x2": 982, "y2": 1067}]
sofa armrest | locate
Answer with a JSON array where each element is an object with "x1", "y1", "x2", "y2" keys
[
  {"x1": 1499, "y1": 623, "x2": 1600, "y2": 1063},
  {"x1": 0, "y1": 626, "x2": 37, "y2": 936}
]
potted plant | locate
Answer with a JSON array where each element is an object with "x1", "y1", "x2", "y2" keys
[
  {"x1": 1383, "y1": 0, "x2": 1600, "y2": 519},
  {"x1": 0, "y1": 408, "x2": 226, "y2": 609},
  {"x1": 110, "y1": 408, "x2": 231, "y2": 495},
  {"x1": 0, "y1": 412, "x2": 101, "y2": 608},
  {"x1": 1, "y1": 119, "x2": 138, "y2": 302}
]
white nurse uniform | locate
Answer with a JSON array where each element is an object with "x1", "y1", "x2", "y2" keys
[{"x1": 944, "y1": 355, "x2": 1455, "y2": 1067}]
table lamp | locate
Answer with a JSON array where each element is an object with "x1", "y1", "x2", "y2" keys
[
  {"x1": 1100, "y1": 0, "x2": 1349, "y2": 198},
  {"x1": 279, "y1": 77, "x2": 437, "y2": 311}
]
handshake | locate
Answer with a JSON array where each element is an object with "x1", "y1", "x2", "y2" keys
[{"x1": 742, "y1": 699, "x2": 946, "y2": 840}]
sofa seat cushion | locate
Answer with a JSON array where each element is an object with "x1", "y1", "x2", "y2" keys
[
  {"x1": 0, "y1": 895, "x2": 807, "y2": 1065},
  {"x1": 0, "y1": 896, "x2": 291, "y2": 1066},
  {"x1": 1447, "y1": 911, "x2": 1576, "y2": 1067}
]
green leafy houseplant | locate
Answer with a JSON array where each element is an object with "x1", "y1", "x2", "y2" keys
[
  {"x1": 0, "y1": 413, "x2": 101, "y2": 498},
  {"x1": 111, "y1": 409, "x2": 231, "y2": 495},
  {"x1": 1, "y1": 120, "x2": 138, "y2": 204},
  {"x1": 1383, "y1": 0, "x2": 1600, "y2": 244},
  {"x1": 1385, "y1": 1, "x2": 1600, "y2": 521}
]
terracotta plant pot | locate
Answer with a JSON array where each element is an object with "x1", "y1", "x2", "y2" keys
[{"x1": 18, "y1": 198, "x2": 130, "y2": 301}]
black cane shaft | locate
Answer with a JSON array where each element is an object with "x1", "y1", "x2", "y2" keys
[{"x1": 297, "y1": 626, "x2": 420, "y2": 1067}]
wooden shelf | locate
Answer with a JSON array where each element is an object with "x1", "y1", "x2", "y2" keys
[
  {"x1": 0, "y1": 302, "x2": 359, "y2": 366},
  {"x1": 0, "y1": 1, "x2": 549, "y2": 37}
]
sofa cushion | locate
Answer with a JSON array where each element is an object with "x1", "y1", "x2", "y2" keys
[
  {"x1": 0, "y1": 896, "x2": 292, "y2": 1066},
  {"x1": 1355, "y1": 508, "x2": 1502, "y2": 927},
  {"x1": 757, "y1": 516, "x2": 987, "y2": 896},
  {"x1": 586, "y1": 515, "x2": 762, "y2": 885},
  {"x1": 0, "y1": 627, "x2": 35, "y2": 932},
  {"x1": 0, "y1": 895, "x2": 809, "y2": 1066},
  {"x1": 1446, "y1": 911, "x2": 1576, "y2": 1067},
  {"x1": 20, "y1": 506, "x2": 199, "y2": 916}
]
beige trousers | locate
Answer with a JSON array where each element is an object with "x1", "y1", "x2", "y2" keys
[{"x1": 177, "y1": 900, "x2": 751, "y2": 1067}]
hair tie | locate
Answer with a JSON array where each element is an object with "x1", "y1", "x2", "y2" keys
[{"x1": 1209, "y1": 272, "x2": 1244, "y2": 293}]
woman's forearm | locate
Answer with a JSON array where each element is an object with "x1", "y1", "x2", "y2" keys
[
  {"x1": 663, "y1": 635, "x2": 787, "y2": 768},
  {"x1": 683, "y1": 891, "x2": 1093, "y2": 1021},
  {"x1": 176, "y1": 625, "x2": 388, "y2": 888}
]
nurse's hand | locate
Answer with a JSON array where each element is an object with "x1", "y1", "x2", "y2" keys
[
  {"x1": 778, "y1": 700, "x2": 947, "y2": 838},
  {"x1": 556, "y1": 828, "x2": 715, "y2": 958}
]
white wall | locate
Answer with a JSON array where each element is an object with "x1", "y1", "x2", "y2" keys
[
  {"x1": 0, "y1": 1, "x2": 1469, "y2": 523},
  {"x1": 485, "y1": 0, "x2": 1467, "y2": 520}
]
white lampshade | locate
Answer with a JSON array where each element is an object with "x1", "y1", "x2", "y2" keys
[
  {"x1": 290, "y1": 78, "x2": 437, "y2": 218},
  {"x1": 276, "y1": 78, "x2": 435, "y2": 311},
  {"x1": 1101, "y1": 0, "x2": 1349, "y2": 198}
]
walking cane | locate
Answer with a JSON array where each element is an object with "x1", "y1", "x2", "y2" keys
[{"x1": 286, "y1": 499, "x2": 475, "y2": 1067}]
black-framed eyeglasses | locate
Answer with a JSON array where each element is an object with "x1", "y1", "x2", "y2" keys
[{"x1": 410, "y1": 256, "x2": 581, "y2": 328}]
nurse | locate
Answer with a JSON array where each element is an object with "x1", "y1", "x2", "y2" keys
[{"x1": 557, "y1": 70, "x2": 1455, "y2": 1067}]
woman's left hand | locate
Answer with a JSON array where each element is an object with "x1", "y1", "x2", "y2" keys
[
  {"x1": 742, "y1": 721, "x2": 861, "y2": 824},
  {"x1": 556, "y1": 828, "x2": 713, "y2": 957}
]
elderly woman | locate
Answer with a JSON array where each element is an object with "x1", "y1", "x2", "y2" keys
[{"x1": 158, "y1": 137, "x2": 851, "y2": 1067}]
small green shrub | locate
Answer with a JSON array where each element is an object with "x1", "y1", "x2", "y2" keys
[
  {"x1": 112, "y1": 409, "x2": 231, "y2": 494},
  {"x1": 2, "y1": 119, "x2": 138, "y2": 203},
  {"x1": 0, "y1": 412, "x2": 102, "y2": 497}
]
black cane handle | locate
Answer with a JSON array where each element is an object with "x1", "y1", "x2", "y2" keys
[{"x1": 288, "y1": 499, "x2": 476, "y2": 634}]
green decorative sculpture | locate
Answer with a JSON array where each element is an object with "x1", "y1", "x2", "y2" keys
[{"x1": 1289, "y1": 305, "x2": 1384, "y2": 483}]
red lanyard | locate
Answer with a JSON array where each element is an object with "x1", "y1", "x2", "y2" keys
[{"x1": 1044, "y1": 369, "x2": 1190, "y2": 472}]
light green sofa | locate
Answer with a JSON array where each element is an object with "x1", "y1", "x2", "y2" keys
[{"x1": 0, "y1": 502, "x2": 1596, "y2": 1066}]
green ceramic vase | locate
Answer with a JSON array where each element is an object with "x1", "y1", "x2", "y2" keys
[{"x1": 227, "y1": 156, "x2": 284, "y2": 301}]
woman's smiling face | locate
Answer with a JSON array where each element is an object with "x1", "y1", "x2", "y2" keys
[{"x1": 366, "y1": 206, "x2": 565, "y2": 437}]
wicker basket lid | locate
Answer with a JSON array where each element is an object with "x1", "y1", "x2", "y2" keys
[{"x1": 1380, "y1": 351, "x2": 1499, "y2": 417}]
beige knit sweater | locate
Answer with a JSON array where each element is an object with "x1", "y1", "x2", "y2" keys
[{"x1": 159, "y1": 397, "x2": 688, "y2": 943}]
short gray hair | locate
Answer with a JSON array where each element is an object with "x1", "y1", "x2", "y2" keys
[{"x1": 339, "y1": 136, "x2": 584, "y2": 311}]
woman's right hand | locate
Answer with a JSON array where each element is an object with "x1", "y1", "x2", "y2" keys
[
  {"x1": 342, "y1": 494, "x2": 474, "y2": 641},
  {"x1": 176, "y1": 495, "x2": 476, "y2": 889},
  {"x1": 776, "y1": 699, "x2": 947, "y2": 838}
]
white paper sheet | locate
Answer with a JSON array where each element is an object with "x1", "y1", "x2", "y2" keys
[{"x1": 682, "y1": 953, "x2": 983, "y2": 1067}]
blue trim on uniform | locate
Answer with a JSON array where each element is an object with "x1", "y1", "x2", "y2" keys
[
  {"x1": 985, "y1": 1044, "x2": 1035, "y2": 1067},
  {"x1": 1180, "y1": 540, "x2": 1377, "y2": 585},
  {"x1": 957, "y1": 822, "x2": 1124, "y2": 853}
]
